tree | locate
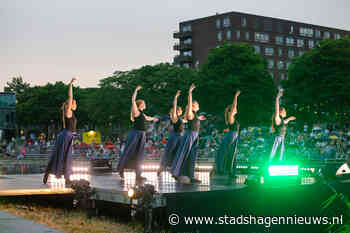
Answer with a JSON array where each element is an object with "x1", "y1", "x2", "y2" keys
[
  {"x1": 4, "y1": 76, "x2": 30, "y2": 94},
  {"x1": 197, "y1": 42, "x2": 276, "y2": 128},
  {"x1": 283, "y1": 37, "x2": 350, "y2": 127},
  {"x1": 93, "y1": 63, "x2": 198, "y2": 130}
]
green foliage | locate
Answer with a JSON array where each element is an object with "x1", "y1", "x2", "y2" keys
[
  {"x1": 4, "y1": 76, "x2": 30, "y2": 94},
  {"x1": 197, "y1": 42, "x2": 276, "y2": 127},
  {"x1": 283, "y1": 37, "x2": 350, "y2": 126}
]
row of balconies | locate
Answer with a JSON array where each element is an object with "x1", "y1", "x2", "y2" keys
[
  {"x1": 173, "y1": 55, "x2": 192, "y2": 64},
  {"x1": 173, "y1": 42, "x2": 192, "y2": 51},
  {"x1": 173, "y1": 30, "x2": 192, "y2": 39}
]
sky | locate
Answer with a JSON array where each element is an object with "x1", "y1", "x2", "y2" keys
[{"x1": 1, "y1": 0, "x2": 350, "y2": 91}]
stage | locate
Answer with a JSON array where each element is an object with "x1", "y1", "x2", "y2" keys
[{"x1": 0, "y1": 168, "x2": 349, "y2": 232}]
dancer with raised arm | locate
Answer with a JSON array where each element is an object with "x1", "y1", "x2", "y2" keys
[
  {"x1": 157, "y1": 90, "x2": 185, "y2": 176},
  {"x1": 43, "y1": 78, "x2": 77, "y2": 186},
  {"x1": 117, "y1": 85, "x2": 158, "y2": 182},
  {"x1": 213, "y1": 90, "x2": 241, "y2": 175},
  {"x1": 270, "y1": 90, "x2": 296, "y2": 162},
  {"x1": 171, "y1": 84, "x2": 206, "y2": 184}
]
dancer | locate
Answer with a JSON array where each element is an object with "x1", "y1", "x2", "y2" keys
[
  {"x1": 171, "y1": 84, "x2": 206, "y2": 184},
  {"x1": 269, "y1": 90, "x2": 296, "y2": 162},
  {"x1": 117, "y1": 85, "x2": 158, "y2": 182},
  {"x1": 43, "y1": 78, "x2": 77, "y2": 185},
  {"x1": 157, "y1": 90, "x2": 185, "y2": 176},
  {"x1": 213, "y1": 90, "x2": 241, "y2": 175}
]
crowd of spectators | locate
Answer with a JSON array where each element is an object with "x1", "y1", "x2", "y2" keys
[{"x1": 2, "y1": 118, "x2": 349, "y2": 163}]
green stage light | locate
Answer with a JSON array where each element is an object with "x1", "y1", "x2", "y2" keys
[{"x1": 268, "y1": 165, "x2": 299, "y2": 176}]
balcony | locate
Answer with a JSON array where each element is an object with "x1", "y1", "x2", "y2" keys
[
  {"x1": 173, "y1": 55, "x2": 193, "y2": 64},
  {"x1": 173, "y1": 30, "x2": 192, "y2": 39},
  {"x1": 173, "y1": 42, "x2": 192, "y2": 51}
]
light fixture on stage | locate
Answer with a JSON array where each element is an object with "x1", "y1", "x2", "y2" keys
[
  {"x1": 70, "y1": 165, "x2": 90, "y2": 181},
  {"x1": 268, "y1": 165, "x2": 299, "y2": 176},
  {"x1": 262, "y1": 164, "x2": 300, "y2": 185},
  {"x1": 128, "y1": 188, "x2": 135, "y2": 198}
]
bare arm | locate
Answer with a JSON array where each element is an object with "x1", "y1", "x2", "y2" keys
[
  {"x1": 171, "y1": 90, "x2": 181, "y2": 123},
  {"x1": 275, "y1": 90, "x2": 283, "y2": 125},
  {"x1": 186, "y1": 84, "x2": 196, "y2": 120},
  {"x1": 284, "y1": 116, "x2": 296, "y2": 124},
  {"x1": 131, "y1": 86, "x2": 142, "y2": 119},
  {"x1": 66, "y1": 78, "x2": 76, "y2": 117},
  {"x1": 228, "y1": 90, "x2": 240, "y2": 125},
  {"x1": 144, "y1": 114, "x2": 159, "y2": 122}
]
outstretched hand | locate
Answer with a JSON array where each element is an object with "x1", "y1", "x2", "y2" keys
[
  {"x1": 235, "y1": 90, "x2": 241, "y2": 96},
  {"x1": 175, "y1": 90, "x2": 181, "y2": 98},
  {"x1": 70, "y1": 77, "x2": 77, "y2": 84},
  {"x1": 277, "y1": 90, "x2": 283, "y2": 98},
  {"x1": 136, "y1": 85, "x2": 142, "y2": 91},
  {"x1": 189, "y1": 83, "x2": 196, "y2": 92},
  {"x1": 289, "y1": 116, "x2": 296, "y2": 121},
  {"x1": 198, "y1": 115, "x2": 206, "y2": 121}
]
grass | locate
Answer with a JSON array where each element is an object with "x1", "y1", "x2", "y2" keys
[{"x1": 0, "y1": 198, "x2": 144, "y2": 233}]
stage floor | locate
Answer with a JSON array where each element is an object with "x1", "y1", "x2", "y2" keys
[{"x1": 0, "y1": 171, "x2": 247, "y2": 197}]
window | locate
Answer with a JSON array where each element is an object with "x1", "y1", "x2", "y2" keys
[
  {"x1": 268, "y1": 59, "x2": 274, "y2": 69},
  {"x1": 253, "y1": 45, "x2": 260, "y2": 54},
  {"x1": 278, "y1": 61, "x2": 284, "y2": 70},
  {"x1": 184, "y1": 50, "x2": 192, "y2": 56},
  {"x1": 299, "y1": 51, "x2": 305, "y2": 56},
  {"x1": 335, "y1": 33, "x2": 341, "y2": 39},
  {"x1": 286, "y1": 37, "x2": 294, "y2": 46},
  {"x1": 245, "y1": 31, "x2": 250, "y2": 40},
  {"x1": 223, "y1": 17, "x2": 231, "y2": 27},
  {"x1": 236, "y1": 30, "x2": 241, "y2": 40},
  {"x1": 216, "y1": 19, "x2": 221, "y2": 29},
  {"x1": 308, "y1": 40, "x2": 314, "y2": 49},
  {"x1": 297, "y1": 39, "x2": 304, "y2": 47},
  {"x1": 264, "y1": 20, "x2": 273, "y2": 31},
  {"x1": 290, "y1": 25, "x2": 294, "y2": 34},
  {"x1": 217, "y1": 31, "x2": 222, "y2": 41},
  {"x1": 182, "y1": 25, "x2": 192, "y2": 32},
  {"x1": 278, "y1": 48, "x2": 283, "y2": 57},
  {"x1": 255, "y1": 32, "x2": 269, "y2": 42},
  {"x1": 226, "y1": 30, "x2": 231, "y2": 40},
  {"x1": 288, "y1": 49, "x2": 295, "y2": 58},
  {"x1": 280, "y1": 73, "x2": 286, "y2": 80},
  {"x1": 286, "y1": 61, "x2": 291, "y2": 69},
  {"x1": 324, "y1": 31, "x2": 330, "y2": 39},
  {"x1": 299, "y1": 27, "x2": 314, "y2": 37},
  {"x1": 265, "y1": 47, "x2": 274, "y2": 56},
  {"x1": 315, "y1": 30, "x2": 321, "y2": 38},
  {"x1": 183, "y1": 63, "x2": 190, "y2": 68},
  {"x1": 277, "y1": 22, "x2": 283, "y2": 33},
  {"x1": 254, "y1": 19, "x2": 260, "y2": 30},
  {"x1": 242, "y1": 17, "x2": 247, "y2": 27},
  {"x1": 184, "y1": 38, "x2": 192, "y2": 44},
  {"x1": 276, "y1": 36, "x2": 283, "y2": 45}
]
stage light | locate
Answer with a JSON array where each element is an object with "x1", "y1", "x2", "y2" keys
[
  {"x1": 268, "y1": 165, "x2": 299, "y2": 176},
  {"x1": 128, "y1": 188, "x2": 135, "y2": 198}
]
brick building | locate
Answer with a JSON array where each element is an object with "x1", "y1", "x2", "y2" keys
[{"x1": 173, "y1": 11, "x2": 350, "y2": 85}]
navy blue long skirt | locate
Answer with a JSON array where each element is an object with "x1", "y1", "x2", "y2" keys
[
  {"x1": 170, "y1": 130, "x2": 199, "y2": 179},
  {"x1": 160, "y1": 131, "x2": 182, "y2": 168},
  {"x1": 215, "y1": 131, "x2": 238, "y2": 174},
  {"x1": 45, "y1": 129, "x2": 73, "y2": 180},
  {"x1": 117, "y1": 129, "x2": 146, "y2": 175}
]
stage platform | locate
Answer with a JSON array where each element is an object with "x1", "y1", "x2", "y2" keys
[{"x1": 0, "y1": 172, "x2": 247, "y2": 204}]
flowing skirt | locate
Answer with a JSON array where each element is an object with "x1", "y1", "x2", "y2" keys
[
  {"x1": 170, "y1": 130, "x2": 199, "y2": 179},
  {"x1": 269, "y1": 135, "x2": 285, "y2": 162},
  {"x1": 117, "y1": 129, "x2": 146, "y2": 175},
  {"x1": 45, "y1": 129, "x2": 73, "y2": 180},
  {"x1": 160, "y1": 131, "x2": 182, "y2": 168},
  {"x1": 215, "y1": 131, "x2": 238, "y2": 174}
]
